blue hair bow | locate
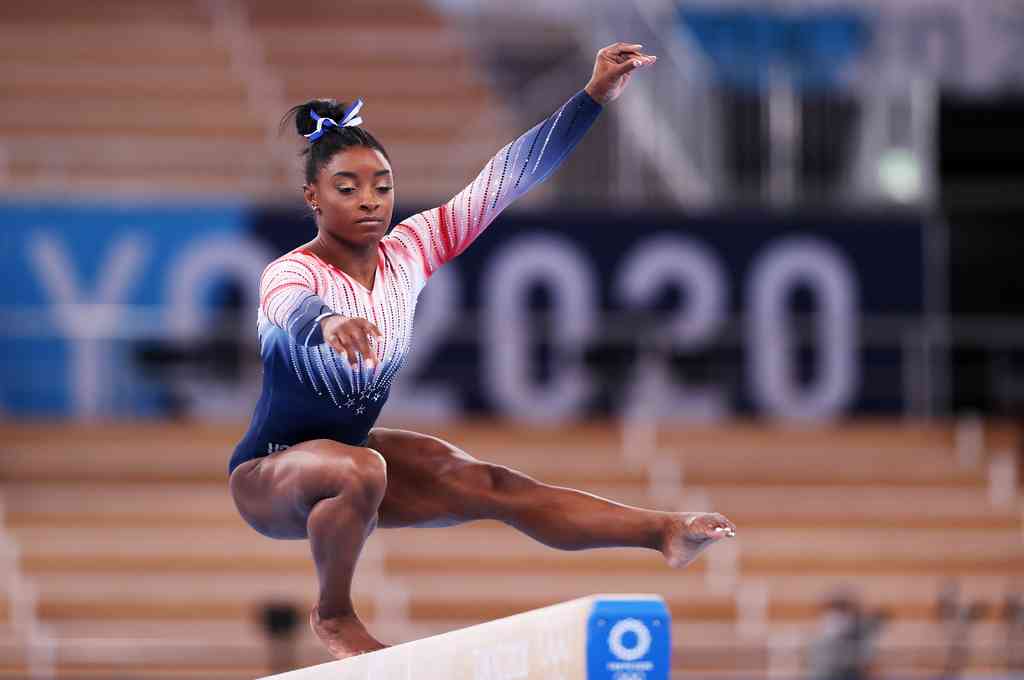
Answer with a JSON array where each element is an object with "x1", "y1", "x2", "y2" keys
[{"x1": 304, "y1": 99, "x2": 364, "y2": 143}]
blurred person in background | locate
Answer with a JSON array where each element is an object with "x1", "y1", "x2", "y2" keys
[
  {"x1": 1005, "y1": 592, "x2": 1024, "y2": 676},
  {"x1": 227, "y1": 42, "x2": 736, "y2": 660},
  {"x1": 937, "y1": 581, "x2": 989, "y2": 679},
  {"x1": 806, "y1": 588, "x2": 888, "y2": 680}
]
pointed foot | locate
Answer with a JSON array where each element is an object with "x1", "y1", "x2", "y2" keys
[{"x1": 662, "y1": 512, "x2": 736, "y2": 569}]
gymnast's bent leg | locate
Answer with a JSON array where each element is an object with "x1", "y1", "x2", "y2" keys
[
  {"x1": 228, "y1": 440, "x2": 388, "y2": 658},
  {"x1": 368, "y1": 428, "x2": 735, "y2": 568}
]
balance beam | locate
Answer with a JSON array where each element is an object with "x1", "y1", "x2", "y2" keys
[{"x1": 261, "y1": 594, "x2": 670, "y2": 679}]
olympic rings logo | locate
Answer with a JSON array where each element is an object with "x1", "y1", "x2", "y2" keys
[{"x1": 607, "y1": 618, "x2": 652, "y2": 661}]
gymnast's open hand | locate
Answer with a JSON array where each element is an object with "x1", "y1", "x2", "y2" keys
[
  {"x1": 321, "y1": 314, "x2": 383, "y2": 369},
  {"x1": 584, "y1": 42, "x2": 657, "y2": 105}
]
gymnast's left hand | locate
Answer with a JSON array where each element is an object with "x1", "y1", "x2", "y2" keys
[
  {"x1": 584, "y1": 42, "x2": 657, "y2": 105},
  {"x1": 321, "y1": 314, "x2": 383, "y2": 370}
]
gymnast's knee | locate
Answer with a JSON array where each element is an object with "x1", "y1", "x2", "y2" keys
[
  {"x1": 345, "y1": 447, "x2": 388, "y2": 510},
  {"x1": 306, "y1": 441, "x2": 388, "y2": 513}
]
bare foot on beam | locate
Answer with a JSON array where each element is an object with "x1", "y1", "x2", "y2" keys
[{"x1": 310, "y1": 605, "x2": 389, "y2": 660}]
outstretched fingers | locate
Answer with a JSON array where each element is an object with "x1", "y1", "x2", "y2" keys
[
  {"x1": 347, "y1": 320, "x2": 381, "y2": 369},
  {"x1": 602, "y1": 42, "x2": 657, "y2": 71},
  {"x1": 324, "y1": 332, "x2": 351, "y2": 365},
  {"x1": 322, "y1": 316, "x2": 384, "y2": 369},
  {"x1": 603, "y1": 42, "x2": 643, "y2": 55},
  {"x1": 586, "y1": 40, "x2": 657, "y2": 104},
  {"x1": 601, "y1": 42, "x2": 643, "y2": 57}
]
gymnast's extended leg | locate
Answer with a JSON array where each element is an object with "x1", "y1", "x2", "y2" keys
[
  {"x1": 228, "y1": 440, "x2": 389, "y2": 658},
  {"x1": 369, "y1": 428, "x2": 735, "y2": 567}
]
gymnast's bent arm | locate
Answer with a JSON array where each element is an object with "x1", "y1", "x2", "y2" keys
[
  {"x1": 260, "y1": 257, "x2": 382, "y2": 367},
  {"x1": 259, "y1": 256, "x2": 335, "y2": 347}
]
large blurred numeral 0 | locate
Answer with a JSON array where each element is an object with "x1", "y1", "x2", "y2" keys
[
  {"x1": 747, "y1": 237, "x2": 859, "y2": 421},
  {"x1": 482, "y1": 234, "x2": 597, "y2": 422},
  {"x1": 616, "y1": 235, "x2": 729, "y2": 420}
]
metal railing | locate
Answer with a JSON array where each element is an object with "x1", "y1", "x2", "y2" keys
[
  {"x1": 437, "y1": 0, "x2": 939, "y2": 210},
  {"x1": 0, "y1": 501, "x2": 56, "y2": 679}
]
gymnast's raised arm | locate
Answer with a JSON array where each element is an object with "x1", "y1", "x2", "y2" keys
[{"x1": 384, "y1": 42, "x2": 657, "y2": 279}]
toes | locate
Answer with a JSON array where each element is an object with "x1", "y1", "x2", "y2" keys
[
  {"x1": 687, "y1": 513, "x2": 737, "y2": 539},
  {"x1": 707, "y1": 513, "x2": 736, "y2": 538}
]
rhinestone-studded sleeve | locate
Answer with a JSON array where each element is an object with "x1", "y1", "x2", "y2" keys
[
  {"x1": 259, "y1": 254, "x2": 334, "y2": 347},
  {"x1": 385, "y1": 90, "x2": 602, "y2": 283}
]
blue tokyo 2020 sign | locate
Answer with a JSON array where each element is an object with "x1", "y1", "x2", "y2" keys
[
  {"x1": 0, "y1": 198, "x2": 930, "y2": 420},
  {"x1": 587, "y1": 597, "x2": 671, "y2": 680}
]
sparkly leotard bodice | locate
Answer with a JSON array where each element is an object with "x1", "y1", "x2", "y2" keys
[{"x1": 229, "y1": 90, "x2": 602, "y2": 473}]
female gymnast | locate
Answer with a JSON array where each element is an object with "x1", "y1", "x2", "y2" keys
[{"x1": 228, "y1": 42, "x2": 736, "y2": 659}]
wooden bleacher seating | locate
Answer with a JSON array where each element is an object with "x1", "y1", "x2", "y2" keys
[
  {"x1": 0, "y1": 420, "x2": 1021, "y2": 678},
  {"x1": 0, "y1": 0, "x2": 515, "y2": 202}
]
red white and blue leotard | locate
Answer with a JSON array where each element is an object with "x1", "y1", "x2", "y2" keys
[{"x1": 229, "y1": 90, "x2": 602, "y2": 473}]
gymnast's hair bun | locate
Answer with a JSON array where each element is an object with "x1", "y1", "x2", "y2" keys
[
  {"x1": 287, "y1": 99, "x2": 350, "y2": 139},
  {"x1": 280, "y1": 98, "x2": 390, "y2": 184}
]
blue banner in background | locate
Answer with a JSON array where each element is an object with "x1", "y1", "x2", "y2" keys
[
  {"x1": 680, "y1": 7, "x2": 873, "y2": 90},
  {"x1": 0, "y1": 199, "x2": 930, "y2": 421},
  {"x1": 0, "y1": 198, "x2": 258, "y2": 416},
  {"x1": 254, "y1": 205, "x2": 928, "y2": 423}
]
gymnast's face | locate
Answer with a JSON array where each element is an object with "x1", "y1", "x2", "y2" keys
[{"x1": 307, "y1": 145, "x2": 395, "y2": 249}]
